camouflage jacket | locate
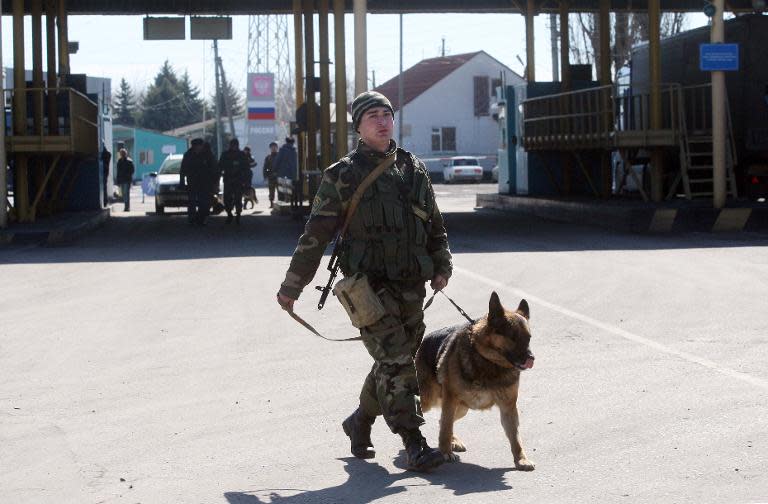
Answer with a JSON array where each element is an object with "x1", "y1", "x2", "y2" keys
[{"x1": 279, "y1": 140, "x2": 452, "y2": 300}]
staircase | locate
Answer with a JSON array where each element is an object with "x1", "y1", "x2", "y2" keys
[{"x1": 667, "y1": 85, "x2": 738, "y2": 200}]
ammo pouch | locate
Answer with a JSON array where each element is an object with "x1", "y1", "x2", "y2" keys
[{"x1": 332, "y1": 273, "x2": 387, "y2": 328}]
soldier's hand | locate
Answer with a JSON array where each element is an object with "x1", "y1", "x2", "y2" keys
[
  {"x1": 430, "y1": 274, "x2": 448, "y2": 292},
  {"x1": 277, "y1": 292, "x2": 296, "y2": 311}
]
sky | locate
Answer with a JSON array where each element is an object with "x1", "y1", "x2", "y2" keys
[{"x1": 0, "y1": 11, "x2": 710, "y2": 103}]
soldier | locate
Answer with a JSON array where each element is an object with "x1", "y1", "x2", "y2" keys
[
  {"x1": 219, "y1": 138, "x2": 251, "y2": 224},
  {"x1": 276, "y1": 91, "x2": 452, "y2": 472},
  {"x1": 180, "y1": 138, "x2": 217, "y2": 226},
  {"x1": 115, "y1": 148, "x2": 134, "y2": 212},
  {"x1": 263, "y1": 141, "x2": 279, "y2": 208}
]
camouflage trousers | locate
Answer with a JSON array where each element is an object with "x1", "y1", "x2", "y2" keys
[{"x1": 358, "y1": 281, "x2": 427, "y2": 435}]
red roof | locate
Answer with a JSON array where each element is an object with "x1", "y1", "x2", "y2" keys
[{"x1": 373, "y1": 51, "x2": 483, "y2": 112}]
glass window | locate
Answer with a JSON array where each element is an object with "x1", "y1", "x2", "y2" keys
[
  {"x1": 442, "y1": 127, "x2": 456, "y2": 151},
  {"x1": 431, "y1": 128, "x2": 441, "y2": 151}
]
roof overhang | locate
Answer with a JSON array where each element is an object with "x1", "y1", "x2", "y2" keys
[{"x1": 0, "y1": 0, "x2": 759, "y2": 15}]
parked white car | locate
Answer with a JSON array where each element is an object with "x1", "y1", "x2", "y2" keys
[{"x1": 443, "y1": 156, "x2": 483, "y2": 183}]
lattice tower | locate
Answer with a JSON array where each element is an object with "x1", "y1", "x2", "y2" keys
[{"x1": 247, "y1": 14, "x2": 294, "y2": 139}]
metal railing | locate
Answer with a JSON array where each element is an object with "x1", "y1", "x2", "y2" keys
[
  {"x1": 3, "y1": 87, "x2": 98, "y2": 154},
  {"x1": 521, "y1": 83, "x2": 684, "y2": 150},
  {"x1": 521, "y1": 85, "x2": 614, "y2": 149}
]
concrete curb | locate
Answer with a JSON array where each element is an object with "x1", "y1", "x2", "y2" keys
[
  {"x1": 0, "y1": 209, "x2": 111, "y2": 246},
  {"x1": 476, "y1": 194, "x2": 768, "y2": 233}
]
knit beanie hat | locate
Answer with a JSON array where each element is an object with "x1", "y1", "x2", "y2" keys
[{"x1": 351, "y1": 91, "x2": 394, "y2": 131}]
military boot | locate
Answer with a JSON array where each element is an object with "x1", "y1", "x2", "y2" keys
[
  {"x1": 341, "y1": 408, "x2": 376, "y2": 459},
  {"x1": 402, "y1": 430, "x2": 444, "y2": 472}
]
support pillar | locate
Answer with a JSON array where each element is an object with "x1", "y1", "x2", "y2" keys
[
  {"x1": 32, "y1": 0, "x2": 44, "y2": 135},
  {"x1": 599, "y1": 0, "x2": 611, "y2": 85},
  {"x1": 649, "y1": 0, "x2": 664, "y2": 202},
  {"x1": 333, "y1": 0, "x2": 348, "y2": 157},
  {"x1": 353, "y1": 0, "x2": 367, "y2": 95},
  {"x1": 525, "y1": 0, "x2": 536, "y2": 82},
  {"x1": 711, "y1": 0, "x2": 726, "y2": 208},
  {"x1": 598, "y1": 0, "x2": 612, "y2": 196},
  {"x1": 318, "y1": 0, "x2": 332, "y2": 169},
  {"x1": 57, "y1": 0, "x2": 69, "y2": 82},
  {"x1": 46, "y1": 0, "x2": 58, "y2": 134},
  {"x1": 303, "y1": 0, "x2": 317, "y2": 173},
  {"x1": 13, "y1": 0, "x2": 30, "y2": 222},
  {"x1": 559, "y1": 1, "x2": 572, "y2": 194},
  {"x1": 292, "y1": 0, "x2": 305, "y2": 183},
  {"x1": 0, "y1": 0, "x2": 6, "y2": 228}
]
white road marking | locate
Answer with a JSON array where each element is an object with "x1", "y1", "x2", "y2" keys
[{"x1": 454, "y1": 266, "x2": 768, "y2": 391}]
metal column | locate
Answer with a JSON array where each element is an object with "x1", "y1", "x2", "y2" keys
[
  {"x1": 46, "y1": 0, "x2": 58, "y2": 134},
  {"x1": 598, "y1": 0, "x2": 611, "y2": 85},
  {"x1": 57, "y1": 0, "x2": 69, "y2": 82},
  {"x1": 13, "y1": 0, "x2": 30, "y2": 222},
  {"x1": 525, "y1": 0, "x2": 536, "y2": 82},
  {"x1": 599, "y1": 0, "x2": 612, "y2": 196},
  {"x1": 333, "y1": 0, "x2": 348, "y2": 157},
  {"x1": 318, "y1": 0, "x2": 332, "y2": 169},
  {"x1": 293, "y1": 0, "x2": 305, "y2": 177},
  {"x1": 711, "y1": 0, "x2": 726, "y2": 208},
  {"x1": 398, "y1": 14, "x2": 404, "y2": 146},
  {"x1": 303, "y1": 0, "x2": 317, "y2": 173},
  {"x1": 353, "y1": 0, "x2": 367, "y2": 95},
  {"x1": 32, "y1": 0, "x2": 44, "y2": 136},
  {"x1": 649, "y1": 0, "x2": 664, "y2": 202},
  {"x1": 0, "y1": 1, "x2": 6, "y2": 228}
]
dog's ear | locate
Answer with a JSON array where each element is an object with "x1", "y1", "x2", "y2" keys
[
  {"x1": 489, "y1": 291, "x2": 504, "y2": 320},
  {"x1": 517, "y1": 299, "x2": 530, "y2": 320}
]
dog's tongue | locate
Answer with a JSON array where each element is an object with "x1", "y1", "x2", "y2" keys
[{"x1": 523, "y1": 357, "x2": 534, "y2": 369}]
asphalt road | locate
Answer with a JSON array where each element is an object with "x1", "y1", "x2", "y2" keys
[{"x1": 2, "y1": 183, "x2": 767, "y2": 504}]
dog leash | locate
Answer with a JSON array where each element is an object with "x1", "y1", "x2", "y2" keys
[
  {"x1": 426, "y1": 290, "x2": 476, "y2": 325},
  {"x1": 287, "y1": 288, "x2": 476, "y2": 343}
]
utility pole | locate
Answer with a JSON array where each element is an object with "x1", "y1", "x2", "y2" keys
[
  {"x1": 216, "y1": 53, "x2": 237, "y2": 144},
  {"x1": 441, "y1": 37, "x2": 446, "y2": 57},
  {"x1": 213, "y1": 40, "x2": 223, "y2": 157}
]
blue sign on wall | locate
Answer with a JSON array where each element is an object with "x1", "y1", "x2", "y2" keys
[{"x1": 700, "y1": 43, "x2": 739, "y2": 71}]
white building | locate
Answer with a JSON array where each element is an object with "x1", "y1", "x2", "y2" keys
[{"x1": 373, "y1": 51, "x2": 524, "y2": 178}]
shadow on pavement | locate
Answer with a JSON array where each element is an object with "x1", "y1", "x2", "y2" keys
[
  {"x1": 223, "y1": 456, "x2": 514, "y2": 504},
  {"x1": 2, "y1": 207, "x2": 766, "y2": 265}
]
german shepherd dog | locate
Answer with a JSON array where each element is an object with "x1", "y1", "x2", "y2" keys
[
  {"x1": 242, "y1": 187, "x2": 259, "y2": 210},
  {"x1": 415, "y1": 292, "x2": 535, "y2": 470}
]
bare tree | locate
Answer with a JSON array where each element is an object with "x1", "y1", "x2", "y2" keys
[{"x1": 566, "y1": 12, "x2": 687, "y2": 81}]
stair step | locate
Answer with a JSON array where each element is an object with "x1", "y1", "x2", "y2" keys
[
  {"x1": 689, "y1": 165, "x2": 713, "y2": 170},
  {"x1": 688, "y1": 137, "x2": 713, "y2": 143},
  {"x1": 690, "y1": 192, "x2": 714, "y2": 197},
  {"x1": 689, "y1": 152, "x2": 713, "y2": 157},
  {"x1": 689, "y1": 178, "x2": 714, "y2": 183}
]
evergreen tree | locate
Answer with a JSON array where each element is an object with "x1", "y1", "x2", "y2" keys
[
  {"x1": 210, "y1": 78, "x2": 244, "y2": 120},
  {"x1": 139, "y1": 60, "x2": 186, "y2": 132},
  {"x1": 113, "y1": 78, "x2": 137, "y2": 126},
  {"x1": 178, "y1": 71, "x2": 205, "y2": 126}
]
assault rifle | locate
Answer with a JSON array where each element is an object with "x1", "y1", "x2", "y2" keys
[{"x1": 316, "y1": 237, "x2": 342, "y2": 310}]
